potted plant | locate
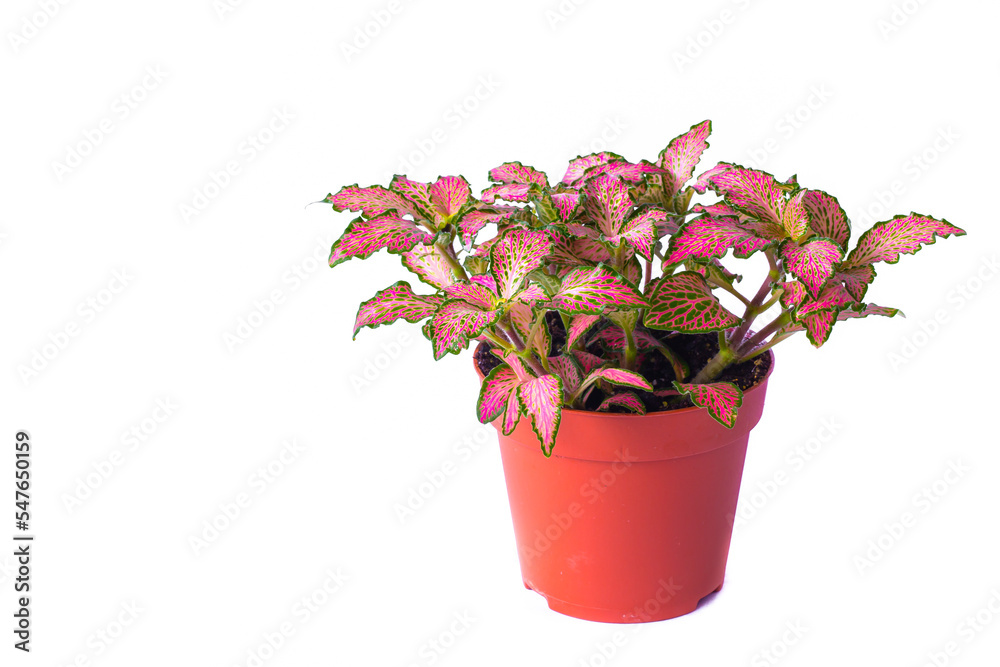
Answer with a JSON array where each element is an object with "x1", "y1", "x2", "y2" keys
[{"x1": 321, "y1": 120, "x2": 965, "y2": 622}]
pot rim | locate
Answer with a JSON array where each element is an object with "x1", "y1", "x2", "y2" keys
[{"x1": 473, "y1": 341, "x2": 775, "y2": 421}]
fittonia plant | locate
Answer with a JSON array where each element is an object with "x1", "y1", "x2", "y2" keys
[{"x1": 324, "y1": 121, "x2": 965, "y2": 455}]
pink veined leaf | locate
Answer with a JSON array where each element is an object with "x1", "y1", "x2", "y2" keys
[
  {"x1": 776, "y1": 281, "x2": 807, "y2": 309},
  {"x1": 843, "y1": 213, "x2": 966, "y2": 268},
  {"x1": 584, "y1": 367, "x2": 654, "y2": 392},
  {"x1": 472, "y1": 235, "x2": 499, "y2": 258},
  {"x1": 444, "y1": 280, "x2": 498, "y2": 310},
  {"x1": 517, "y1": 375, "x2": 564, "y2": 456},
  {"x1": 583, "y1": 159, "x2": 666, "y2": 185},
  {"x1": 692, "y1": 202, "x2": 742, "y2": 218},
  {"x1": 325, "y1": 184, "x2": 423, "y2": 219},
  {"x1": 561, "y1": 152, "x2": 619, "y2": 186},
  {"x1": 838, "y1": 303, "x2": 903, "y2": 320},
  {"x1": 429, "y1": 176, "x2": 472, "y2": 218},
  {"x1": 548, "y1": 236, "x2": 599, "y2": 267},
  {"x1": 549, "y1": 192, "x2": 584, "y2": 222},
  {"x1": 690, "y1": 162, "x2": 733, "y2": 194},
  {"x1": 507, "y1": 302, "x2": 533, "y2": 339},
  {"x1": 653, "y1": 389, "x2": 680, "y2": 398},
  {"x1": 469, "y1": 272, "x2": 498, "y2": 291},
  {"x1": 664, "y1": 213, "x2": 775, "y2": 265},
  {"x1": 796, "y1": 283, "x2": 856, "y2": 318},
  {"x1": 710, "y1": 166, "x2": 787, "y2": 227},
  {"x1": 529, "y1": 317, "x2": 552, "y2": 360},
  {"x1": 547, "y1": 355, "x2": 583, "y2": 396},
  {"x1": 597, "y1": 392, "x2": 646, "y2": 414},
  {"x1": 656, "y1": 215, "x2": 681, "y2": 237},
  {"x1": 688, "y1": 258, "x2": 742, "y2": 287},
  {"x1": 802, "y1": 190, "x2": 851, "y2": 248},
  {"x1": 835, "y1": 265, "x2": 876, "y2": 301},
  {"x1": 799, "y1": 310, "x2": 837, "y2": 347},
  {"x1": 545, "y1": 265, "x2": 647, "y2": 315},
  {"x1": 572, "y1": 236, "x2": 613, "y2": 263},
  {"x1": 781, "y1": 189, "x2": 810, "y2": 240},
  {"x1": 572, "y1": 350, "x2": 606, "y2": 374},
  {"x1": 657, "y1": 119, "x2": 712, "y2": 196},
  {"x1": 644, "y1": 271, "x2": 742, "y2": 333},
  {"x1": 622, "y1": 254, "x2": 643, "y2": 286},
  {"x1": 430, "y1": 300, "x2": 500, "y2": 359},
  {"x1": 508, "y1": 304, "x2": 552, "y2": 360},
  {"x1": 591, "y1": 326, "x2": 660, "y2": 351},
  {"x1": 781, "y1": 238, "x2": 843, "y2": 297},
  {"x1": 672, "y1": 381, "x2": 744, "y2": 429},
  {"x1": 606, "y1": 308, "x2": 637, "y2": 336},
  {"x1": 477, "y1": 366, "x2": 521, "y2": 423},
  {"x1": 481, "y1": 183, "x2": 532, "y2": 203},
  {"x1": 402, "y1": 244, "x2": 457, "y2": 289},
  {"x1": 798, "y1": 304, "x2": 903, "y2": 348},
  {"x1": 783, "y1": 304, "x2": 902, "y2": 343},
  {"x1": 498, "y1": 350, "x2": 534, "y2": 382},
  {"x1": 546, "y1": 236, "x2": 586, "y2": 266},
  {"x1": 457, "y1": 210, "x2": 499, "y2": 247},
  {"x1": 566, "y1": 222, "x2": 599, "y2": 238},
  {"x1": 353, "y1": 281, "x2": 444, "y2": 338},
  {"x1": 389, "y1": 175, "x2": 436, "y2": 219},
  {"x1": 490, "y1": 227, "x2": 552, "y2": 299},
  {"x1": 604, "y1": 210, "x2": 658, "y2": 260},
  {"x1": 501, "y1": 390, "x2": 521, "y2": 435},
  {"x1": 329, "y1": 214, "x2": 434, "y2": 267},
  {"x1": 488, "y1": 161, "x2": 549, "y2": 187},
  {"x1": 512, "y1": 283, "x2": 547, "y2": 304},
  {"x1": 582, "y1": 173, "x2": 634, "y2": 236},
  {"x1": 566, "y1": 314, "x2": 600, "y2": 349}
]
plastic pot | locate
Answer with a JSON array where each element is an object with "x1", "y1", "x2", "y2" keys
[{"x1": 475, "y1": 345, "x2": 774, "y2": 623}]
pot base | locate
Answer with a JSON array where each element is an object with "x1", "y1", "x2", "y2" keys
[{"x1": 525, "y1": 580, "x2": 726, "y2": 623}]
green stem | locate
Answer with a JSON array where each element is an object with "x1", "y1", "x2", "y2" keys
[
  {"x1": 612, "y1": 244, "x2": 626, "y2": 273},
  {"x1": 728, "y1": 249, "x2": 780, "y2": 351},
  {"x1": 708, "y1": 276, "x2": 752, "y2": 308},
  {"x1": 437, "y1": 243, "x2": 469, "y2": 282},
  {"x1": 757, "y1": 289, "x2": 784, "y2": 315},
  {"x1": 501, "y1": 324, "x2": 546, "y2": 376},
  {"x1": 740, "y1": 330, "x2": 795, "y2": 362},
  {"x1": 690, "y1": 347, "x2": 735, "y2": 384},
  {"x1": 690, "y1": 330, "x2": 735, "y2": 384},
  {"x1": 623, "y1": 325, "x2": 637, "y2": 371},
  {"x1": 734, "y1": 310, "x2": 793, "y2": 360},
  {"x1": 482, "y1": 330, "x2": 514, "y2": 352}
]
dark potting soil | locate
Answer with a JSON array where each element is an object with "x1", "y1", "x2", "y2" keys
[{"x1": 473, "y1": 314, "x2": 771, "y2": 414}]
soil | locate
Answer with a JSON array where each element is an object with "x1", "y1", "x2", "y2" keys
[{"x1": 474, "y1": 315, "x2": 772, "y2": 414}]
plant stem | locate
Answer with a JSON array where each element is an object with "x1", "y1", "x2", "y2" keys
[
  {"x1": 642, "y1": 257, "x2": 653, "y2": 292},
  {"x1": 757, "y1": 289, "x2": 784, "y2": 315},
  {"x1": 499, "y1": 324, "x2": 546, "y2": 376},
  {"x1": 482, "y1": 330, "x2": 513, "y2": 352},
  {"x1": 728, "y1": 250, "x2": 780, "y2": 351},
  {"x1": 623, "y1": 325, "x2": 637, "y2": 371},
  {"x1": 740, "y1": 330, "x2": 795, "y2": 362},
  {"x1": 734, "y1": 310, "x2": 792, "y2": 360},
  {"x1": 690, "y1": 336, "x2": 735, "y2": 384},
  {"x1": 708, "y1": 276, "x2": 752, "y2": 307},
  {"x1": 437, "y1": 242, "x2": 469, "y2": 282},
  {"x1": 612, "y1": 244, "x2": 626, "y2": 273}
]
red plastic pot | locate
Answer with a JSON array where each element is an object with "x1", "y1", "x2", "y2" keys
[{"x1": 475, "y1": 345, "x2": 774, "y2": 623}]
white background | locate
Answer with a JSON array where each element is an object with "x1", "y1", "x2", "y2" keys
[{"x1": 2, "y1": 0, "x2": 999, "y2": 665}]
